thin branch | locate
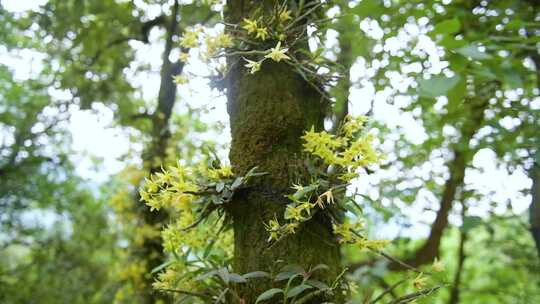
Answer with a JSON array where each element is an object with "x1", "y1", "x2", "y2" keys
[
  {"x1": 156, "y1": 288, "x2": 212, "y2": 299},
  {"x1": 388, "y1": 286, "x2": 444, "y2": 304},
  {"x1": 370, "y1": 278, "x2": 408, "y2": 304}
]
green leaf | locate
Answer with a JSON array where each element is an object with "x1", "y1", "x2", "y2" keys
[
  {"x1": 243, "y1": 271, "x2": 270, "y2": 280},
  {"x1": 418, "y1": 75, "x2": 461, "y2": 98},
  {"x1": 286, "y1": 284, "x2": 314, "y2": 298},
  {"x1": 228, "y1": 273, "x2": 247, "y2": 283},
  {"x1": 231, "y1": 177, "x2": 243, "y2": 190},
  {"x1": 255, "y1": 288, "x2": 283, "y2": 303},
  {"x1": 455, "y1": 45, "x2": 492, "y2": 60},
  {"x1": 292, "y1": 184, "x2": 318, "y2": 200},
  {"x1": 310, "y1": 264, "x2": 329, "y2": 274},
  {"x1": 196, "y1": 269, "x2": 218, "y2": 281},
  {"x1": 305, "y1": 279, "x2": 329, "y2": 290},
  {"x1": 432, "y1": 19, "x2": 461, "y2": 35},
  {"x1": 502, "y1": 68, "x2": 523, "y2": 89},
  {"x1": 203, "y1": 240, "x2": 216, "y2": 258},
  {"x1": 275, "y1": 271, "x2": 302, "y2": 282},
  {"x1": 150, "y1": 260, "x2": 174, "y2": 274},
  {"x1": 462, "y1": 216, "x2": 483, "y2": 232},
  {"x1": 217, "y1": 267, "x2": 230, "y2": 284}
]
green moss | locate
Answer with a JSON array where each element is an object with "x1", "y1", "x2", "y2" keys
[{"x1": 226, "y1": 59, "x2": 341, "y2": 302}]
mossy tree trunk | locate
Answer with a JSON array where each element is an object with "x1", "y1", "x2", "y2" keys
[{"x1": 225, "y1": 1, "x2": 342, "y2": 302}]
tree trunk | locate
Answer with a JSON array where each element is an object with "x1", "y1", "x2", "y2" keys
[
  {"x1": 528, "y1": 53, "x2": 540, "y2": 259},
  {"x1": 401, "y1": 96, "x2": 489, "y2": 269},
  {"x1": 530, "y1": 155, "x2": 540, "y2": 259},
  {"x1": 225, "y1": 1, "x2": 342, "y2": 301},
  {"x1": 331, "y1": 1, "x2": 353, "y2": 133},
  {"x1": 135, "y1": 1, "x2": 184, "y2": 302},
  {"x1": 449, "y1": 201, "x2": 468, "y2": 304}
]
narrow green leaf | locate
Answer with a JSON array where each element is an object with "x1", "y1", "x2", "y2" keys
[
  {"x1": 418, "y1": 75, "x2": 461, "y2": 98},
  {"x1": 432, "y1": 19, "x2": 461, "y2": 35},
  {"x1": 228, "y1": 273, "x2": 247, "y2": 283},
  {"x1": 286, "y1": 284, "x2": 314, "y2": 298},
  {"x1": 255, "y1": 288, "x2": 283, "y2": 303},
  {"x1": 455, "y1": 45, "x2": 492, "y2": 60},
  {"x1": 305, "y1": 279, "x2": 329, "y2": 290},
  {"x1": 243, "y1": 271, "x2": 270, "y2": 280}
]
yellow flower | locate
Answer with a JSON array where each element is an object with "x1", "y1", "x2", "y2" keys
[
  {"x1": 265, "y1": 217, "x2": 281, "y2": 241},
  {"x1": 361, "y1": 239, "x2": 390, "y2": 251},
  {"x1": 341, "y1": 115, "x2": 368, "y2": 138},
  {"x1": 172, "y1": 75, "x2": 188, "y2": 85},
  {"x1": 207, "y1": 166, "x2": 234, "y2": 179},
  {"x1": 279, "y1": 9, "x2": 292, "y2": 23},
  {"x1": 255, "y1": 27, "x2": 269, "y2": 40},
  {"x1": 333, "y1": 222, "x2": 357, "y2": 243},
  {"x1": 285, "y1": 205, "x2": 305, "y2": 221},
  {"x1": 180, "y1": 29, "x2": 199, "y2": 48},
  {"x1": 316, "y1": 190, "x2": 335, "y2": 208},
  {"x1": 219, "y1": 165, "x2": 234, "y2": 177},
  {"x1": 432, "y1": 258, "x2": 446, "y2": 272},
  {"x1": 179, "y1": 52, "x2": 189, "y2": 62},
  {"x1": 285, "y1": 223, "x2": 299, "y2": 234},
  {"x1": 244, "y1": 58, "x2": 262, "y2": 74},
  {"x1": 216, "y1": 32, "x2": 234, "y2": 48},
  {"x1": 264, "y1": 41, "x2": 290, "y2": 62},
  {"x1": 412, "y1": 273, "x2": 428, "y2": 290},
  {"x1": 242, "y1": 18, "x2": 258, "y2": 34}
]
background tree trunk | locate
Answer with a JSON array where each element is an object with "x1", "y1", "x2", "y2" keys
[{"x1": 134, "y1": 1, "x2": 184, "y2": 302}]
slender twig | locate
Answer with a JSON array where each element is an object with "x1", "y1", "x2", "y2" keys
[
  {"x1": 388, "y1": 285, "x2": 443, "y2": 304},
  {"x1": 370, "y1": 278, "x2": 409, "y2": 304},
  {"x1": 371, "y1": 249, "x2": 430, "y2": 275},
  {"x1": 157, "y1": 288, "x2": 212, "y2": 299}
]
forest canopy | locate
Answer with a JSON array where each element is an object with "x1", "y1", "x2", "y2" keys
[{"x1": 0, "y1": 0, "x2": 539, "y2": 303}]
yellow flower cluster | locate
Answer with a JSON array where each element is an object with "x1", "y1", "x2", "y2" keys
[
  {"x1": 205, "y1": 32, "x2": 234, "y2": 57},
  {"x1": 302, "y1": 115, "x2": 381, "y2": 181},
  {"x1": 206, "y1": 165, "x2": 234, "y2": 180},
  {"x1": 333, "y1": 221, "x2": 389, "y2": 251},
  {"x1": 264, "y1": 182, "x2": 343, "y2": 242},
  {"x1": 180, "y1": 27, "x2": 202, "y2": 48},
  {"x1": 152, "y1": 262, "x2": 201, "y2": 292},
  {"x1": 133, "y1": 224, "x2": 160, "y2": 247},
  {"x1": 139, "y1": 161, "x2": 236, "y2": 296},
  {"x1": 332, "y1": 221, "x2": 364, "y2": 244},
  {"x1": 412, "y1": 273, "x2": 428, "y2": 290},
  {"x1": 264, "y1": 216, "x2": 300, "y2": 242},
  {"x1": 242, "y1": 18, "x2": 269, "y2": 41},
  {"x1": 140, "y1": 164, "x2": 199, "y2": 211},
  {"x1": 118, "y1": 261, "x2": 147, "y2": 287}
]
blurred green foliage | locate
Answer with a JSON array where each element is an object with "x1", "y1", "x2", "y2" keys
[{"x1": 0, "y1": 0, "x2": 539, "y2": 303}]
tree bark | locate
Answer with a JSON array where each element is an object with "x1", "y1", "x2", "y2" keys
[
  {"x1": 331, "y1": 1, "x2": 353, "y2": 133},
  {"x1": 225, "y1": 1, "x2": 342, "y2": 301},
  {"x1": 530, "y1": 154, "x2": 540, "y2": 258},
  {"x1": 399, "y1": 96, "x2": 489, "y2": 269},
  {"x1": 134, "y1": 1, "x2": 184, "y2": 302},
  {"x1": 449, "y1": 202, "x2": 468, "y2": 304},
  {"x1": 528, "y1": 53, "x2": 540, "y2": 259}
]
